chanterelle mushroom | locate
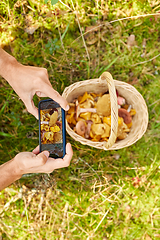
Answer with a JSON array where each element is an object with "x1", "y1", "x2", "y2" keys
[
  {"x1": 117, "y1": 125, "x2": 127, "y2": 140},
  {"x1": 80, "y1": 99, "x2": 94, "y2": 108},
  {"x1": 90, "y1": 113, "x2": 101, "y2": 124},
  {"x1": 101, "y1": 123, "x2": 111, "y2": 138}
]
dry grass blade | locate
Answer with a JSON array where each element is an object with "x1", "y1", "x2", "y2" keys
[
  {"x1": 132, "y1": 53, "x2": 160, "y2": 66},
  {"x1": 93, "y1": 205, "x2": 112, "y2": 233},
  {"x1": 59, "y1": 0, "x2": 73, "y2": 11},
  {"x1": 70, "y1": 0, "x2": 90, "y2": 62},
  {"x1": 56, "y1": 16, "x2": 70, "y2": 66},
  {"x1": 72, "y1": 13, "x2": 160, "y2": 44},
  {"x1": 78, "y1": 157, "x2": 102, "y2": 183},
  {"x1": 0, "y1": 188, "x2": 22, "y2": 214}
]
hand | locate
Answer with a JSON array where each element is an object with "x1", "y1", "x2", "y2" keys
[
  {"x1": 14, "y1": 143, "x2": 73, "y2": 175},
  {"x1": 8, "y1": 62, "x2": 69, "y2": 119},
  {"x1": 0, "y1": 48, "x2": 69, "y2": 118}
]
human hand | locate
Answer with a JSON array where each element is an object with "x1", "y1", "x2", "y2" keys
[
  {"x1": 5, "y1": 61, "x2": 69, "y2": 119},
  {"x1": 14, "y1": 143, "x2": 73, "y2": 175}
]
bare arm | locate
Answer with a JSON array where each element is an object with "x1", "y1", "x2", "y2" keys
[
  {"x1": 0, "y1": 143, "x2": 73, "y2": 191},
  {"x1": 0, "y1": 158, "x2": 22, "y2": 191}
]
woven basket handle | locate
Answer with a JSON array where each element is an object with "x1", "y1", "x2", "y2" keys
[{"x1": 99, "y1": 72, "x2": 118, "y2": 149}]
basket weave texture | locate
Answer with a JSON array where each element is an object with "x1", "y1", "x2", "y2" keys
[{"x1": 62, "y1": 72, "x2": 148, "y2": 150}]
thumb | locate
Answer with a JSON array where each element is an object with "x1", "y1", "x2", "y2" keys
[{"x1": 35, "y1": 151, "x2": 50, "y2": 166}]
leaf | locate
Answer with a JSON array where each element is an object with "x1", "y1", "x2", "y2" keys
[
  {"x1": 44, "y1": 0, "x2": 49, "y2": 4},
  {"x1": 99, "y1": 56, "x2": 119, "y2": 73},
  {"x1": 61, "y1": 22, "x2": 70, "y2": 40},
  {"x1": 0, "y1": 101, "x2": 8, "y2": 116},
  {"x1": 0, "y1": 132, "x2": 13, "y2": 137},
  {"x1": 51, "y1": 0, "x2": 59, "y2": 5},
  {"x1": 45, "y1": 39, "x2": 60, "y2": 54}
]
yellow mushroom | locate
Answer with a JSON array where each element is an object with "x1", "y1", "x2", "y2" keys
[
  {"x1": 44, "y1": 125, "x2": 50, "y2": 132},
  {"x1": 78, "y1": 92, "x2": 94, "y2": 104},
  {"x1": 80, "y1": 99, "x2": 95, "y2": 108},
  {"x1": 66, "y1": 113, "x2": 77, "y2": 125},
  {"x1": 68, "y1": 106, "x2": 75, "y2": 114},
  {"x1": 50, "y1": 125, "x2": 60, "y2": 133},
  {"x1": 101, "y1": 123, "x2": 111, "y2": 138},
  {"x1": 117, "y1": 122, "x2": 130, "y2": 140},
  {"x1": 126, "y1": 122, "x2": 132, "y2": 128},
  {"x1": 91, "y1": 135, "x2": 101, "y2": 142},
  {"x1": 79, "y1": 112, "x2": 92, "y2": 120},
  {"x1": 44, "y1": 131, "x2": 54, "y2": 141},
  {"x1": 91, "y1": 113, "x2": 101, "y2": 124},
  {"x1": 130, "y1": 109, "x2": 136, "y2": 116},
  {"x1": 103, "y1": 116, "x2": 111, "y2": 126}
]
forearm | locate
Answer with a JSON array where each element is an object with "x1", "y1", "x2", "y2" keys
[
  {"x1": 0, "y1": 159, "x2": 22, "y2": 191},
  {"x1": 0, "y1": 48, "x2": 18, "y2": 84}
]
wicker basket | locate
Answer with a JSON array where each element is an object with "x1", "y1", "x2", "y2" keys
[{"x1": 62, "y1": 72, "x2": 148, "y2": 150}]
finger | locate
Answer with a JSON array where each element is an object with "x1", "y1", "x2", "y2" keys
[
  {"x1": 47, "y1": 143, "x2": 73, "y2": 171},
  {"x1": 42, "y1": 84, "x2": 69, "y2": 111},
  {"x1": 43, "y1": 158, "x2": 69, "y2": 172},
  {"x1": 63, "y1": 143, "x2": 73, "y2": 162},
  {"x1": 32, "y1": 145, "x2": 39, "y2": 154},
  {"x1": 36, "y1": 91, "x2": 48, "y2": 98},
  {"x1": 25, "y1": 99, "x2": 39, "y2": 120},
  {"x1": 22, "y1": 151, "x2": 50, "y2": 174},
  {"x1": 35, "y1": 143, "x2": 72, "y2": 173}
]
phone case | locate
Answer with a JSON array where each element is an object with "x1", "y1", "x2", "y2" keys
[{"x1": 38, "y1": 99, "x2": 66, "y2": 158}]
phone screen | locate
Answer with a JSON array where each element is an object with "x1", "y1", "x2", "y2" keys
[{"x1": 38, "y1": 99, "x2": 66, "y2": 158}]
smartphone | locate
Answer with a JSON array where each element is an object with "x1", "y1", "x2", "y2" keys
[{"x1": 38, "y1": 99, "x2": 66, "y2": 158}]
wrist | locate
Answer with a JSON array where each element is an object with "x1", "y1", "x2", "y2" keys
[
  {"x1": 0, "y1": 48, "x2": 19, "y2": 84},
  {"x1": 12, "y1": 153, "x2": 26, "y2": 177},
  {"x1": 10, "y1": 157, "x2": 23, "y2": 180}
]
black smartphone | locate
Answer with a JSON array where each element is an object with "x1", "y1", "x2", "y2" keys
[{"x1": 38, "y1": 99, "x2": 66, "y2": 158}]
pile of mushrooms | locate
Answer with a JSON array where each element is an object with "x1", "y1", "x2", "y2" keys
[{"x1": 66, "y1": 91, "x2": 136, "y2": 142}]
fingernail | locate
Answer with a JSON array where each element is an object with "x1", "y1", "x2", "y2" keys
[
  {"x1": 65, "y1": 105, "x2": 70, "y2": 111},
  {"x1": 44, "y1": 151, "x2": 49, "y2": 158}
]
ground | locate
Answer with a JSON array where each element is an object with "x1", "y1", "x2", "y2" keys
[{"x1": 0, "y1": 0, "x2": 160, "y2": 239}]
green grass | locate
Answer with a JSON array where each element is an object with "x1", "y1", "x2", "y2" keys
[{"x1": 1, "y1": 0, "x2": 160, "y2": 239}]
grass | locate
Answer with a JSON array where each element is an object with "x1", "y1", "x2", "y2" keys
[{"x1": 0, "y1": 0, "x2": 160, "y2": 239}]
